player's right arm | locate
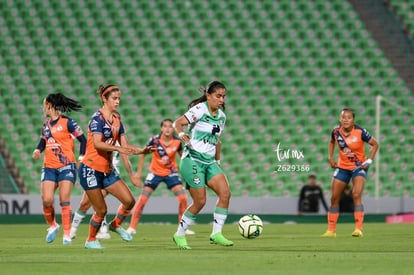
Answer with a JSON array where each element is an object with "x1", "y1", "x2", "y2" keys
[
  {"x1": 173, "y1": 116, "x2": 190, "y2": 143},
  {"x1": 91, "y1": 133, "x2": 136, "y2": 155},
  {"x1": 328, "y1": 132, "x2": 338, "y2": 169},
  {"x1": 33, "y1": 123, "x2": 47, "y2": 160}
]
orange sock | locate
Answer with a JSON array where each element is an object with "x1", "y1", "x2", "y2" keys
[
  {"x1": 43, "y1": 205, "x2": 57, "y2": 227},
  {"x1": 354, "y1": 204, "x2": 364, "y2": 230},
  {"x1": 87, "y1": 214, "x2": 104, "y2": 242},
  {"x1": 110, "y1": 205, "x2": 132, "y2": 229},
  {"x1": 60, "y1": 202, "x2": 72, "y2": 237},
  {"x1": 176, "y1": 193, "x2": 187, "y2": 222},
  {"x1": 328, "y1": 207, "x2": 339, "y2": 232},
  {"x1": 130, "y1": 195, "x2": 149, "y2": 230}
]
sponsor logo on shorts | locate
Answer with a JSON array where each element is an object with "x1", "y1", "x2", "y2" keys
[{"x1": 193, "y1": 176, "x2": 200, "y2": 184}]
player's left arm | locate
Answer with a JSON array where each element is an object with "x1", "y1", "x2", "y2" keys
[
  {"x1": 67, "y1": 119, "x2": 87, "y2": 160},
  {"x1": 215, "y1": 138, "x2": 222, "y2": 166},
  {"x1": 361, "y1": 137, "x2": 379, "y2": 169},
  {"x1": 119, "y1": 135, "x2": 155, "y2": 155}
]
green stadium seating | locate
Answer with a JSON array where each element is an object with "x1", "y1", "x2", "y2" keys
[{"x1": 0, "y1": 0, "x2": 413, "y2": 197}]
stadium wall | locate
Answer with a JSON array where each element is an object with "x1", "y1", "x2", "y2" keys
[{"x1": 1, "y1": 194, "x2": 413, "y2": 215}]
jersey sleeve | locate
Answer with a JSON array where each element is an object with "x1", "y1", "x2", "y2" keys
[
  {"x1": 330, "y1": 129, "x2": 336, "y2": 141},
  {"x1": 146, "y1": 136, "x2": 155, "y2": 147},
  {"x1": 183, "y1": 104, "x2": 204, "y2": 124},
  {"x1": 89, "y1": 115, "x2": 103, "y2": 134},
  {"x1": 330, "y1": 125, "x2": 340, "y2": 141},
  {"x1": 119, "y1": 121, "x2": 125, "y2": 136},
  {"x1": 361, "y1": 127, "x2": 372, "y2": 143},
  {"x1": 40, "y1": 121, "x2": 47, "y2": 140},
  {"x1": 67, "y1": 118, "x2": 84, "y2": 138}
]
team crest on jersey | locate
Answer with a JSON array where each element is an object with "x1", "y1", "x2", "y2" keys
[
  {"x1": 352, "y1": 136, "x2": 357, "y2": 142},
  {"x1": 111, "y1": 125, "x2": 119, "y2": 134},
  {"x1": 193, "y1": 176, "x2": 201, "y2": 184},
  {"x1": 57, "y1": 125, "x2": 63, "y2": 131},
  {"x1": 172, "y1": 146, "x2": 177, "y2": 151},
  {"x1": 219, "y1": 117, "x2": 225, "y2": 126}
]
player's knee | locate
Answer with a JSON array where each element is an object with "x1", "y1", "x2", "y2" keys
[
  {"x1": 330, "y1": 196, "x2": 340, "y2": 206},
  {"x1": 42, "y1": 197, "x2": 54, "y2": 207},
  {"x1": 352, "y1": 191, "x2": 362, "y2": 201},
  {"x1": 95, "y1": 207, "x2": 107, "y2": 217},
  {"x1": 193, "y1": 198, "x2": 206, "y2": 210},
  {"x1": 219, "y1": 190, "x2": 231, "y2": 203},
  {"x1": 124, "y1": 197, "x2": 136, "y2": 210}
]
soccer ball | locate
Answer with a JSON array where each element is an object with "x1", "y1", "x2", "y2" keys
[{"x1": 238, "y1": 214, "x2": 263, "y2": 239}]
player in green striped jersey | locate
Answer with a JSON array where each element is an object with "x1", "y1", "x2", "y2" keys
[{"x1": 172, "y1": 81, "x2": 233, "y2": 249}]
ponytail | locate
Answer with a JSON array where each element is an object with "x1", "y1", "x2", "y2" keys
[
  {"x1": 45, "y1": 93, "x2": 82, "y2": 113},
  {"x1": 188, "y1": 81, "x2": 226, "y2": 111}
]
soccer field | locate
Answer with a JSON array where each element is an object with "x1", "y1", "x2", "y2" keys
[{"x1": 0, "y1": 223, "x2": 413, "y2": 274}]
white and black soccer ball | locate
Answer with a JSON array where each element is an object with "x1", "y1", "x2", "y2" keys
[{"x1": 238, "y1": 214, "x2": 263, "y2": 239}]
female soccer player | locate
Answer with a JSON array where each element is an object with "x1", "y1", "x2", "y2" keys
[
  {"x1": 70, "y1": 141, "x2": 138, "y2": 240},
  {"x1": 79, "y1": 84, "x2": 154, "y2": 249},
  {"x1": 172, "y1": 80, "x2": 232, "y2": 249},
  {"x1": 126, "y1": 119, "x2": 192, "y2": 235},
  {"x1": 32, "y1": 93, "x2": 86, "y2": 245},
  {"x1": 322, "y1": 108, "x2": 379, "y2": 237}
]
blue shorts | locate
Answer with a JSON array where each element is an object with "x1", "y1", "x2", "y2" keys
[
  {"x1": 333, "y1": 167, "x2": 368, "y2": 184},
  {"x1": 78, "y1": 163, "x2": 121, "y2": 190},
  {"x1": 41, "y1": 163, "x2": 77, "y2": 184},
  {"x1": 144, "y1": 172, "x2": 182, "y2": 190}
]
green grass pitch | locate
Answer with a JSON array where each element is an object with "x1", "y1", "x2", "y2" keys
[{"x1": 0, "y1": 222, "x2": 413, "y2": 274}]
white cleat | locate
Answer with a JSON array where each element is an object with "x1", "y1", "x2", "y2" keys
[
  {"x1": 185, "y1": 229, "x2": 195, "y2": 235},
  {"x1": 63, "y1": 235, "x2": 72, "y2": 245},
  {"x1": 96, "y1": 232, "x2": 111, "y2": 240},
  {"x1": 126, "y1": 227, "x2": 136, "y2": 235},
  {"x1": 46, "y1": 224, "x2": 60, "y2": 243},
  {"x1": 70, "y1": 228, "x2": 77, "y2": 239}
]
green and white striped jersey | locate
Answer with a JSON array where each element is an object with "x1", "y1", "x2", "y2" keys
[{"x1": 182, "y1": 102, "x2": 226, "y2": 164}]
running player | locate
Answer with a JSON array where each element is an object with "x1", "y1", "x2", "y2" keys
[
  {"x1": 172, "y1": 81, "x2": 233, "y2": 249},
  {"x1": 79, "y1": 84, "x2": 154, "y2": 249},
  {"x1": 126, "y1": 119, "x2": 192, "y2": 235},
  {"x1": 32, "y1": 93, "x2": 86, "y2": 245},
  {"x1": 322, "y1": 108, "x2": 379, "y2": 237},
  {"x1": 70, "y1": 143, "x2": 138, "y2": 240}
]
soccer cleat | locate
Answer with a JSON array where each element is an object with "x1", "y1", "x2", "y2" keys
[
  {"x1": 209, "y1": 232, "x2": 234, "y2": 246},
  {"x1": 321, "y1": 230, "x2": 336, "y2": 237},
  {"x1": 173, "y1": 234, "x2": 191, "y2": 249},
  {"x1": 84, "y1": 240, "x2": 104, "y2": 249},
  {"x1": 96, "y1": 232, "x2": 111, "y2": 240},
  {"x1": 63, "y1": 235, "x2": 72, "y2": 245},
  {"x1": 126, "y1": 227, "x2": 136, "y2": 235},
  {"x1": 185, "y1": 229, "x2": 195, "y2": 235},
  {"x1": 109, "y1": 225, "x2": 132, "y2": 241},
  {"x1": 46, "y1": 224, "x2": 60, "y2": 243},
  {"x1": 70, "y1": 227, "x2": 77, "y2": 239},
  {"x1": 352, "y1": 228, "x2": 363, "y2": 237}
]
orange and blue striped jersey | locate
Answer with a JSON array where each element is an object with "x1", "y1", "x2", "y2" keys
[
  {"x1": 82, "y1": 110, "x2": 125, "y2": 173},
  {"x1": 147, "y1": 134, "x2": 183, "y2": 177},
  {"x1": 41, "y1": 115, "x2": 84, "y2": 168},
  {"x1": 331, "y1": 124, "x2": 372, "y2": 170}
]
